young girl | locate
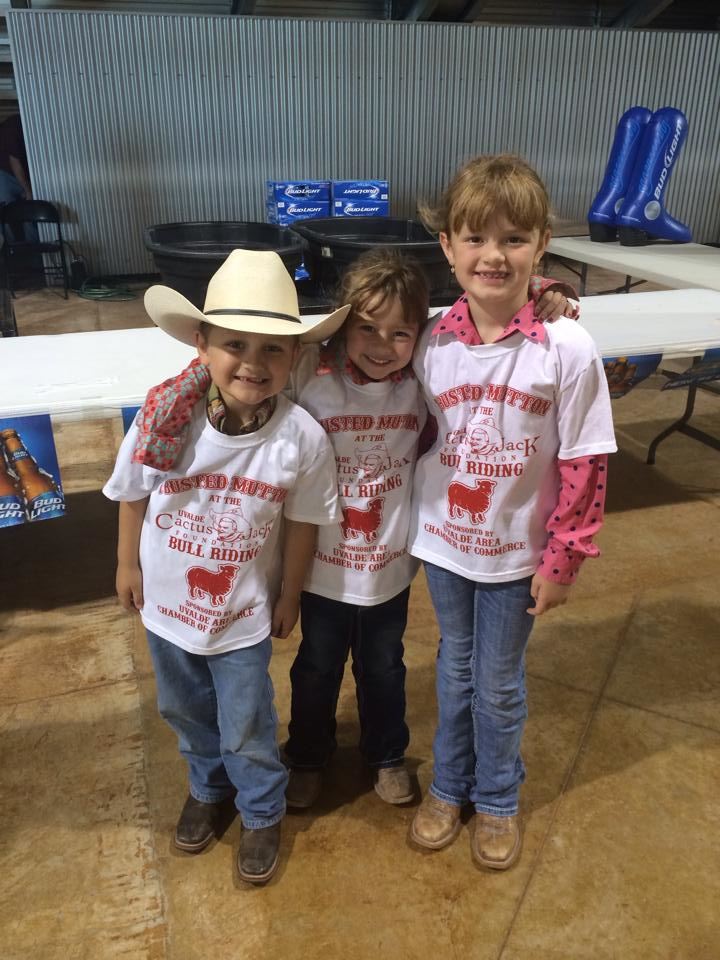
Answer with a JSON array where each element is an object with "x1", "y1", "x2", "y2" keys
[
  {"x1": 407, "y1": 155, "x2": 616, "y2": 870},
  {"x1": 136, "y1": 248, "x2": 578, "y2": 815},
  {"x1": 283, "y1": 249, "x2": 577, "y2": 809},
  {"x1": 283, "y1": 249, "x2": 429, "y2": 808}
]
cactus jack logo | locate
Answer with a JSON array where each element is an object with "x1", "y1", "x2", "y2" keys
[{"x1": 0, "y1": 414, "x2": 66, "y2": 527}]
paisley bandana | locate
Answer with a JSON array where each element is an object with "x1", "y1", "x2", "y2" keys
[{"x1": 206, "y1": 383, "x2": 276, "y2": 435}]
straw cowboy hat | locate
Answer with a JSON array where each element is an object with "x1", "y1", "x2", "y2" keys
[{"x1": 144, "y1": 248, "x2": 350, "y2": 345}]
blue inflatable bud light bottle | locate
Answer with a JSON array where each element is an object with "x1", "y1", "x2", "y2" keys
[
  {"x1": 0, "y1": 428, "x2": 66, "y2": 522},
  {"x1": 588, "y1": 106, "x2": 652, "y2": 242},
  {"x1": 0, "y1": 444, "x2": 25, "y2": 528},
  {"x1": 617, "y1": 107, "x2": 691, "y2": 246}
]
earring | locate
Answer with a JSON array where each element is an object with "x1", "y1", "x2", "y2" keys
[{"x1": 450, "y1": 265, "x2": 455, "y2": 274}]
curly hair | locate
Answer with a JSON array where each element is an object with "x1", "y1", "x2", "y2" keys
[{"x1": 336, "y1": 247, "x2": 429, "y2": 328}]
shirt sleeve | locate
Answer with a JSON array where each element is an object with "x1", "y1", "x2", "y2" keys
[
  {"x1": 556, "y1": 346, "x2": 617, "y2": 460},
  {"x1": 537, "y1": 454, "x2": 609, "y2": 584},
  {"x1": 283, "y1": 420, "x2": 340, "y2": 525},
  {"x1": 538, "y1": 453, "x2": 607, "y2": 584},
  {"x1": 103, "y1": 417, "x2": 164, "y2": 501}
]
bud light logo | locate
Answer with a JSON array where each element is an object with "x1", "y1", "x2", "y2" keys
[
  {"x1": 286, "y1": 185, "x2": 322, "y2": 199},
  {"x1": 28, "y1": 491, "x2": 65, "y2": 522},
  {"x1": 344, "y1": 203, "x2": 381, "y2": 215},
  {"x1": 287, "y1": 203, "x2": 324, "y2": 216},
  {"x1": 654, "y1": 117, "x2": 685, "y2": 201},
  {"x1": 0, "y1": 494, "x2": 25, "y2": 527},
  {"x1": 345, "y1": 186, "x2": 380, "y2": 199}
]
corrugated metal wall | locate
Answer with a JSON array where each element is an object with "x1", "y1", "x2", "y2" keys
[
  {"x1": 7, "y1": 10, "x2": 720, "y2": 275},
  {"x1": 24, "y1": 1, "x2": 388, "y2": 18}
]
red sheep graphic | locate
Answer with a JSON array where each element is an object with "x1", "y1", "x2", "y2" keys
[
  {"x1": 186, "y1": 563, "x2": 239, "y2": 607},
  {"x1": 447, "y1": 480, "x2": 496, "y2": 524},
  {"x1": 341, "y1": 497, "x2": 385, "y2": 544}
]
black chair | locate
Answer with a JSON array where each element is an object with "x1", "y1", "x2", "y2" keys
[{"x1": 0, "y1": 199, "x2": 69, "y2": 299}]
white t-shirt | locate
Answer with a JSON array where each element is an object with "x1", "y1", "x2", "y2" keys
[
  {"x1": 103, "y1": 395, "x2": 340, "y2": 654},
  {"x1": 408, "y1": 316, "x2": 617, "y2": 582},
  {"x1": 291, "y1": 347, "x2": 426, "y2": 605}
]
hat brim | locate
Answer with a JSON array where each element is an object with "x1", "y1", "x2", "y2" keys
[{"x1": 144, "y1": 285, "x2": 350, "y2": 345}]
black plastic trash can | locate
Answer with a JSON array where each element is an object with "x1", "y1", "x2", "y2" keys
[
  {"x1": 144, "y1": 221, "x2": 306, "y2": 307},
  {"x1": 289, "y1": 217, "x2": 459, "y2": 305}
]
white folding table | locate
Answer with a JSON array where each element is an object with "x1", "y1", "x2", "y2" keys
[
  {"x1": 2, "y1": 289, "x2": 720, "y2": 464},
  {"x1": 547, "y1": 237, "x2": 720, "y2": 295}
]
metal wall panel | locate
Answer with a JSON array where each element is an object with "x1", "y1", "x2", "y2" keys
[
  {"x1": 24, "y1": 1, "x2": 386, "y2": 17},
  {"x1": 255, "y1": 2, "x2": 388, "y2": 17},
  {"x1": 24, "y1": 2, "x2": 231, "y2": 12},
  {"x1": 7, "y1": 11, "x2": 720, "y2": 275}
]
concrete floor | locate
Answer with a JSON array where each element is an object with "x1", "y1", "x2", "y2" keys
[{"x1": 1, "y1": 269, "x2": 719, "y2": 959}]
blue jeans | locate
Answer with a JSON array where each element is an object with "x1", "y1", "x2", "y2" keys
[
  {"x1": 423, "y1": 563, "x2": 535, "y2": 816},
  {"x1": 285, "y1": 588, "x2": 410, "y2": 768},
  {"x1": 146, "y1": 631, "x2": 287, "y2": 829}
]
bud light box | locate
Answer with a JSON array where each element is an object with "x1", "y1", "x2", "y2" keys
[
  {"x1": 266, "y1": 180, "x2": 331, "y2": 225},
  {"x1": 332, "y1": 180, "x2": 390, "y2": 217}
]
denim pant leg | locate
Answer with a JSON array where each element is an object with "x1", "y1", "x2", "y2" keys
[
  {"x1": 285, "y1": 591, "x2": 354, "y2": 769},
  {"x1": 352, "y1": 587, "x2": 410, "y2": 767},
  {"x1": 207, "y1": 638, "x2": 287, "y2": 829},
  {"x1": 471, "y1": 577, "x2": 534, "y2": 816},
  {"x1": 146, "y1": 630, "x2": 235, "y2": 803},
  {"x1": 422, "y1": 563, "x2": 477, "y2": 806}
]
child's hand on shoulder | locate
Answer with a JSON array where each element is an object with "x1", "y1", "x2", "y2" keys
[
  {"x1": 535, "y1": 289, "x2": 574, "y2": 322},
  {"x1": 527, "y1": 572, "x2": 570, "y2": 616},
  {"x1": 272, "y1": 592, "x2": 301, "y2": 639},
  {"x1": 117, "y1": 564, "x2": 144, "y2": 612}
]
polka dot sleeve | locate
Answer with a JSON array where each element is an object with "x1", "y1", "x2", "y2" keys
[{"x1": 538, "y1": 454, "x2": 609, "y2": 584}]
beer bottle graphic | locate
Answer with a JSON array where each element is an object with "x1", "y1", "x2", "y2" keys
[
  {"x1": 0, "y1": 428, "x2": 65, "y2": 522},
  {"x1": 0, "y1": 440, "x2": 26, "y2": 527}
]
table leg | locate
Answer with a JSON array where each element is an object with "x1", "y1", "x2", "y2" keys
[{"x1": 646, "y1": 382, "x2": 720, "y2": 464}]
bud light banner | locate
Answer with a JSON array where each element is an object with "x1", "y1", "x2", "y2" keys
[
  {"x1": 661, "y1": 348, "x2": 720, "y2": 391},
  {"x1": 603, "y1": 354, "x2": 662, "y2": 399},
  {"x1": 0, "y1": 414, "x2": 66, "y2": 528}
]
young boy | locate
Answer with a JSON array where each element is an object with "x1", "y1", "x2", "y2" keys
[{"x1": 103, "y1": 250, "x2": 349, "y2": 884}]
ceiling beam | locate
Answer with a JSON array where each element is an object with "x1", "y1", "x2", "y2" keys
[
  {"x1": 610, "y1": 0, "x2": 675, "y2": 28},
  {"x1": 460, "y1": 1, "x2": 488, "y2": 21},
  {"x1": 403, "y1": 0, "x2": 442, "y2": 20}
]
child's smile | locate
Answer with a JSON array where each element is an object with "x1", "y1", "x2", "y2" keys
[
  {"x1": 344, "y1": 295, "x2": 419, "y2": 380},
  {"x1": 440, "y1": 215, "x2": 549, "y2": 330},
  {"x1": 196, "y1": 325, "x2": 298, "y2": 428}
]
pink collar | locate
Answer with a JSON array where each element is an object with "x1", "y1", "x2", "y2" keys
[{"x1": 430, "y1": 295, "x2": 547, "y2": 346}]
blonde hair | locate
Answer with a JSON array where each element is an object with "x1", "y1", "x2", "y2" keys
[
  {"x1": 337, "y1": 247, "x2": 429, "y2": 327},
  {"x1": 421, "y1": 154, "x2": 551, "y2": 237}
]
